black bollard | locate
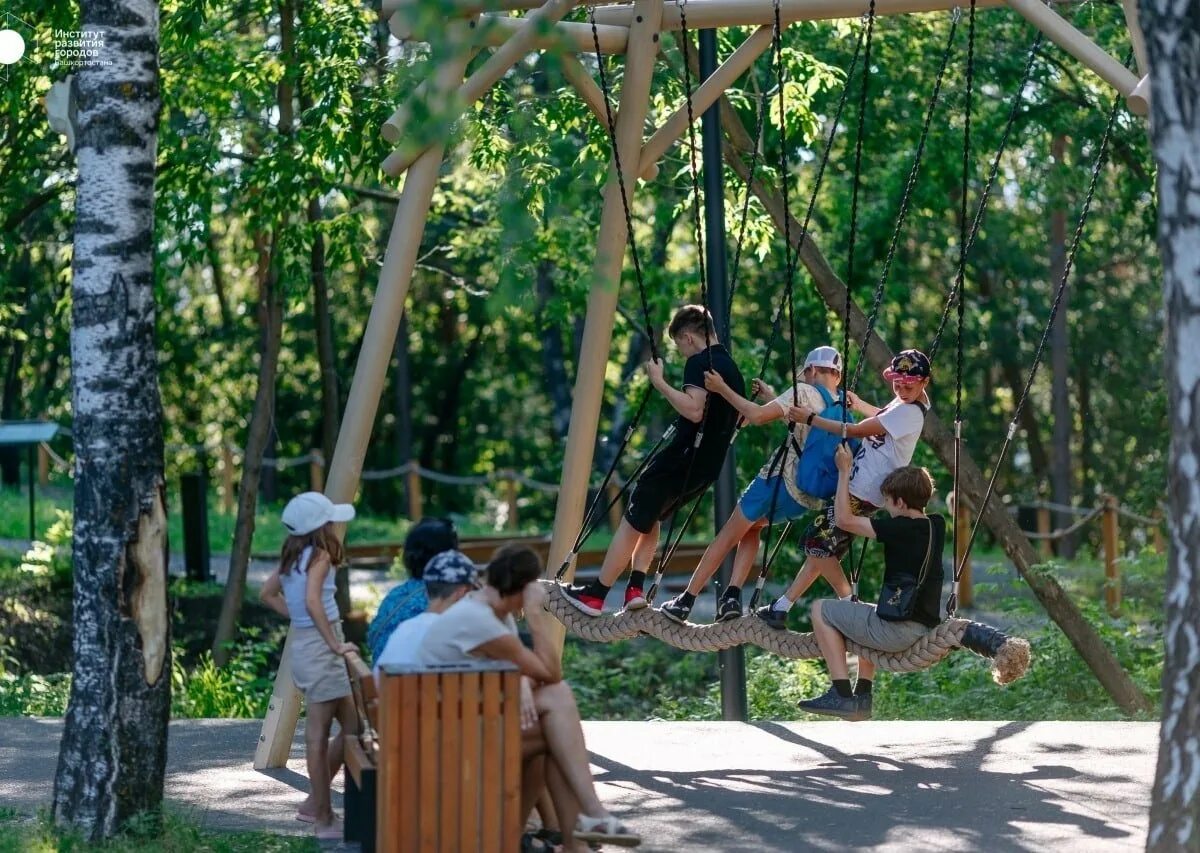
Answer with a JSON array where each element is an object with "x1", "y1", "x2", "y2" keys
[{"x1": 180, "y1": 471, "x2": 211, "y2": 583}]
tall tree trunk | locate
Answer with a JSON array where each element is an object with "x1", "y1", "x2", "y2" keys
[
  {"x1": 212, "y1": 239, "x2": 283, "y2": 664},
  {"x1": 1077, "y1": 361, "x2": 1092, "y2": 503},
  {"x1": 309, "y1": 196, "x2": 339, "y2": 469},
  {"x1": 52, "y1": 0, "x2": 170, "y2": 840},
  {"x1": 1049, "y1": 134, "x2": 1075, "y2": 556},
  {"x1": 212, "y1": 0, "x2": 295, "y2": 664},
  {"x1": 207, "y1": 224, "x2": 232, "y2": 332},
  {"x1": 1144, "y1": 1, "x2": 1200, "y2": 842},
  {"x1": 537, "y1": 258, "x2": 573, "y2": 442},
  {"x1": 714, "y1": 87, "x2": 1151, "y2": 715}
]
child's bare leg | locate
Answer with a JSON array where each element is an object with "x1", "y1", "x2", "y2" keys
[
  {"x1": 730, "y1": 520, "x2": 768, "y2": 588},
  {"x1": 857, "y1": 657, "x2": 876, "y2": 682},
  {"x1": 596, "y1": 520, "x2": 643, "y2": 587},
  {"x1": 779, "y1": 556, "x2": 849, "y2": 604},
  {"x1": 300, "y1": 694, "x2": 355, "y2": 819},
  {"x1": 630, "y1": 521, "x2": 659, "y2": 577},
  {"x1": 304, "y1": 699, "x2": 338, "y2": 823},
  {"x1": 685, "y1": 509, "x2": 755, "y2": 595}
]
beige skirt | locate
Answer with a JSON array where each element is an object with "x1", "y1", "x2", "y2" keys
[{"x1": 290, "y1": 623, "x2": 351, "y2": 704}]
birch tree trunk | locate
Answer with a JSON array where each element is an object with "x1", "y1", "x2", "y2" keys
[
  {"x1": 1142, "y1": 0, "x2": 1200, "y2": 845},
  {"x1": 51, "y1": 0, "x2": 170, "y2": 840}
]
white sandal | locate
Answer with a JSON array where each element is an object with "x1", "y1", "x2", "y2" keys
[{"x1": 574, "y1": 814, "x2": 641, "y2": 847}]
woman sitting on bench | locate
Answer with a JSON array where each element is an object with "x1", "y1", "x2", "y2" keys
[{"x1": 419, "y1": 545, "x2": 641, "y2": 850}]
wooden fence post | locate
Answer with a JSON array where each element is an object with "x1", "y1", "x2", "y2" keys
[
  {"x1": 1036, "y1": 506, "x2": 1053, "y2": 558},
  {"x1": 504, "y1": 477, "x2": 519, "y2": 531},
  {"x1": 1102, "y1": 494, "x2": 1121, "y2": 616},
  {"x1": 1151, "y1": 508, "x2": 1165, "y2": 555},
  {"x1": 310, "y1": 449, "x2": 325, "y2": 492},
  {"x1": 955, "y1": 498, "x2": 973, "y2": 609},
  {"x1": 220, "y1": 443, "x2": 235, "y2": 516},
  {"x1": 407, "y1": 467, "x2": 423, "y2": 521},
  {"x1": 37, "y1": 444, "x2": 49, "y2": 486}
]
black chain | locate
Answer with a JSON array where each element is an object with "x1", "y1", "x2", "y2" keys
[
  {"x1": 930, "y1": 33, "x2": 1044, "y2": 362},
  {"x1": 949, "y1": 0, "x2": 977, "y2": 606},
  {"x1": 841, "y1": 0, "x2": 876, "y2": 415},
  {"x1": 946, "y1": 59, "x2": 1128, "y2": 616},
  {"x1": 848, "y1": 10, "x2": 961, "y2": 390}
]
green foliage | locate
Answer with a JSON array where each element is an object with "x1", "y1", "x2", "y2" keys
[
  {"x1": 0, "y1": 671, "x2": 71, "y2": 717},
  {"x1": 0, "y1": 809, "x2": 317, "y2": 852},
  {"x1": 171, "y1": 628, "x2": 284, "y2": 720}
]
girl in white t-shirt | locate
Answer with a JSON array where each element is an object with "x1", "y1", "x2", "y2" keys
[
  {"x1": 259, "y1": 492, "x2": 358, "y2": 840},
  {"x1": 755, "y1": 349, "x2": 932, "y2": 631},
  {"x1": 419, "y1": 546, "x2": 642, "y2": 849}
]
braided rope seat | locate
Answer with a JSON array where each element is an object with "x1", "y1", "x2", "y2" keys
[{"x1": 541, "y1": 580, "x2": 1030, "y2": 685}]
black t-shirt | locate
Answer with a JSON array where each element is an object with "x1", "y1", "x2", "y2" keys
[
  {"x1": 870, "y1": 514, "x2": 946, "y2": 627},
  {"x1": 662, "y1": 344, "x2": 745, "y2": 479}
]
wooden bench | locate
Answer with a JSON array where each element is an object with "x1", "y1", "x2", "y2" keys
[
  {"x1": 376, "y1": 661, "x2": 522, "y2": 853},
  {"x1": 344, "y1": 655, "x2": 380, "y2": 851}
]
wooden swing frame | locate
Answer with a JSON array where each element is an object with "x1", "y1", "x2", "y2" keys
[{"x1": 254, "y1": 0, "x2": 1149, "y2": 768}]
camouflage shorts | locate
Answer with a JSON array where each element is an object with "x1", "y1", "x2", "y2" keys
[{"x1": 802, "y1": 495, "x2": 878, "y2": 559}]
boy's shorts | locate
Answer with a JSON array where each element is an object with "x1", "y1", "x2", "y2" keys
[
  {"x1": 802, "y1": 495, "x2": 878, "y2": 559},
  {"x1": 624, "y1": 456, "x2": 713, "y2": 534},
  {"x1": 819, "y1": 598, "x2": 929, "y2": 652},
  {"x1": 738, "y1": 475, "x2": 814, "y2": 524}
]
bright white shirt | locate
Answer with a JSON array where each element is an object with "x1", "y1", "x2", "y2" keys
[
  {"x1": 373, "y1": 611, "x2": 440, "y2": 680},
  {"x1": 279, "y1": 546, "x2": 339, "y2": 628},
  {"x1": 418, "y1": 593, "x2": 518, "y2": 665},
  {"x1": 848, "y1": 398, "x2": 927, "y2": 507}
]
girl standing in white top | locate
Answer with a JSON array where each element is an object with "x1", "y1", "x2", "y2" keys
[{"x1": 260, "y1": 491, "x2": 357, "y2": 841}]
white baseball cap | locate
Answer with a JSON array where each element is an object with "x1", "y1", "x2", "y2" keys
[
  {"x1": 803, "y1": 346, "x2": 842, "y2": 371},
  {"x1": 281, "y1": 491, "x2": 356, "y2": 536}
]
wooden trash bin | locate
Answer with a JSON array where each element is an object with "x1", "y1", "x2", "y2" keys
[{"x1": 376, "y1": 661, "x2": 522, "y2": 853}]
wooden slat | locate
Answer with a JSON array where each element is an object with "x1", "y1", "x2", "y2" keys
[
  {"x1": 345, "y1": 737, "x2": 369, "y2": 788},
  {"x1": 500, "y1": 671, "x2": 522, "y2": 851},
  {"x1": 458, "y1": 672, "x2": 482, "y2": 850},
  {"x1": 479, "y1": 672, "x2": 503, "y2": 853},
  {"x1": 396, "y1": 674, "x2": 420, "y2": 853},
  {"x1": 378, "y1": 673, "x2": 408, "y2": 853},
  {"x1": 418, "y1": 674, "x2": 440, "y2": 851},
  {"x1": 438, "y1": 674, "x2": 461, "y2": 853}
]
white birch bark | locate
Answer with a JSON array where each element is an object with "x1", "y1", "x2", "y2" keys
[
  {"x1": 1142, "y1": 0, "x2": 1200, "y2": 847},
  {"x1": 51, "y1": 0, "x2": 169, "y2": 841}
]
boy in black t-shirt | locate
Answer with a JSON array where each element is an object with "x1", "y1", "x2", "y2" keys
[
  {"x1": 563, "y1": 305, "x2": 745, "y2": 616},
  {"x1": 797, "y1": 443, "x2": 945, "y2": 721}
]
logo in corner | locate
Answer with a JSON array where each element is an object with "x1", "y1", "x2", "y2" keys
[{"x1": 0, "y1": 10, "x2": 33, "y2": 81}]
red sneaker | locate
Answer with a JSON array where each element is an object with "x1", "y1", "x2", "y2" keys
[
  {"x1": 623, "y1": 585, "x2": 647, "y2": 610},
  {"x1": 562, "y1": 584, "x2": 605, "y2": 616}
]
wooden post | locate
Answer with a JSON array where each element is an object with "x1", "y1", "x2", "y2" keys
[
  {"x1": 1152, "y1": 508, "x2": 1165, "y2": 555},
  {"x1": 37, "y1": 444, "x2": 49, "y2": 486},
  {"x1": 955, "y1": 499, "x2": 973, "y2": 610},
  {"x1": 220, "y1": 443, "x2": 235, "y2": 515},
  {"x1": 504, "y1": 476, "x2": 519, "y2": 531},
  {"x1": 254, "y1": 21, "x2": 477, "y2": 770},
  {"x1": 407, "y1": 467, "x2": 424, "y2": 521},
  {"x1": 309, "y1": 449, "x2": 324, "y2": 492},
  {"x1": 253, "y1": 630, "x2": 302, "y2": 769},
  {"x1": 544, "y1": 0, "x2": 664, "y2": 649},
  {"x1": 1102, "y1": 494, "x2": 1121, "y2": 616},
  {"x1": 1036, "y1": 506, "x2": 1053, "y2": 559}
]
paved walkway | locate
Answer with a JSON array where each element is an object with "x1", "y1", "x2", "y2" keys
[{"x1": 0, "y1": 718, "x2": 1157, "y2": 851}]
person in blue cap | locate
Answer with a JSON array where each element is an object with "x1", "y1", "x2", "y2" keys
[{"x1": 372, "y1": 549, "x2": 479, "y2": 679}]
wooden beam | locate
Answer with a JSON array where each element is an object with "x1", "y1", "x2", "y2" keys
[
  {"x1": 383, "y1": 0, "x2": 545, "y2": 15},
  {"x1": 592, "y1": 0, "x2": 1007, "y2": 28},
  {"x1": 383, "y1": 0, "x2": 585, "y2": 177},
  {"x1": 559, "y1": 53, "x2": 610, "y2": 127},
  {"x1": 254, "y1": 22, "x2": 478, "y2": 769},
  {"x1": 638, "y1": 24, "x2": 773, "y2": 180},
  {"x1": 545, "y1": 0, "x2": 664, "y2": 648},
  {"x1": 1119, "y1": 0, "x2": 1149, "y2": 77},
  {"x1": 1004, "y1": 0, "x2": 1147, "y2": 115},
  {"x1": 388, "y1": 12, "x2": 630, "y2": 55}
]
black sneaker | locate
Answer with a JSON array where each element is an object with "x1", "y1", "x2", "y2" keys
[
  {"x1": 715, "y1": 596, "x2": 743, "y2": 622},
  {"x1": 754, "y1": 604, "x2": 789, "y2": 630},
  {"x1": 848, "y1": 693, "x2": 873, "y2": 722},
  {"x1": 798, "y1": 686, "x2": 860, "y2": 720},
  {"x1": 561, "y1": 584, "x2": 604, "y2": 617},
  {"x1": 659, "y1": 594, "x2": 692, "y2": 624}
]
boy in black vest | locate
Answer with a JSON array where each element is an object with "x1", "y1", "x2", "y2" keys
[
  {"x1": 563, "y1": 305, "x2": 745, "y2": 616},
  {"x1": 797, "y1": 443, "x2": 945, "y2": 721}
]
